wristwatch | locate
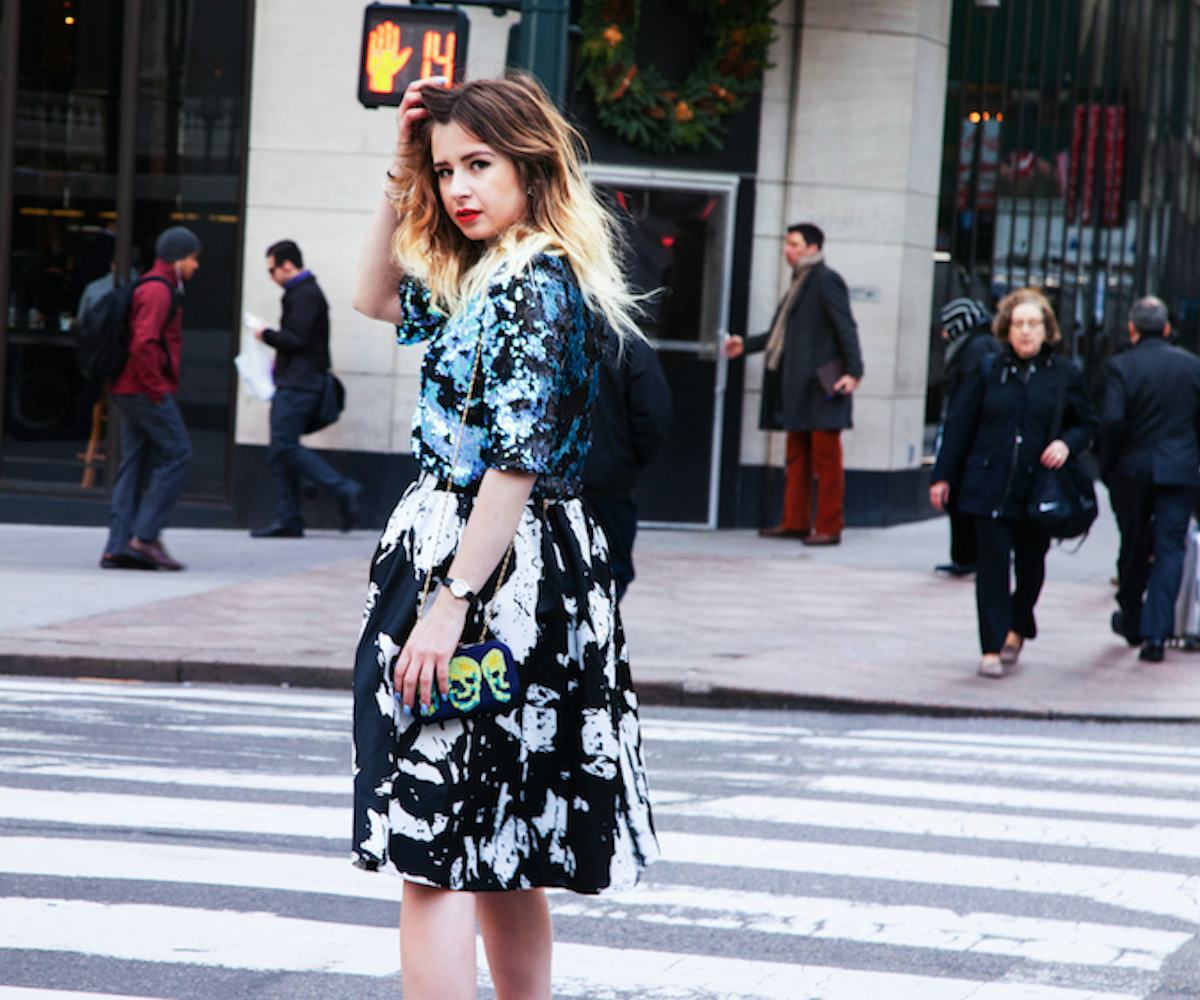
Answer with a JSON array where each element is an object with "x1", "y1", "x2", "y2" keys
[{"x1": 441, "y1": 576, "x2": 478, "y2": 608}]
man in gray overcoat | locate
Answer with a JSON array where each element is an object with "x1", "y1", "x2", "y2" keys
[{"x1": 725, "y1": 223, "x2": 864, "y2": 545}]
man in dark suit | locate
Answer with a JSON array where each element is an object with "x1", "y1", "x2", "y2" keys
[
  {"x1": 251, "y1": 240, "x2": 361, "y2": 537},
  {"x1": 1101, "y1": 296, "x2": 1200, "y2": 662},
  {"x1": 724, "y1": 222, "x2": 864, "y2": 545}
]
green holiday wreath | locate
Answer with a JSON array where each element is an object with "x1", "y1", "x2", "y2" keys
[{"x1": 578, "y1": 0, "x2": 777, "y2": 153}]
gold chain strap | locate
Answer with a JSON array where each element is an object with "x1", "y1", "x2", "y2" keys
[{"x1": 416, "y1": 332, "x2": 516, "y2": 644}]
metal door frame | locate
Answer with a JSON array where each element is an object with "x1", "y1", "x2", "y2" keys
[{"x1": 585, "y1": 164, "x2": 739, "y2": 530}]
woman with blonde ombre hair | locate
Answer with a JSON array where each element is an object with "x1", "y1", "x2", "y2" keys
[
  {"x1": 930, "y1": 287, "x2": 1096, "y2": 678},
  {"x1": 351, "y1": 74, "x2": 658, "y2": 999}
]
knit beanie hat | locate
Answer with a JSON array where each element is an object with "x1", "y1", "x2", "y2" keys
[
  {"x1": 939, "y1": 297, "x2": 990, "y2": 342},
  {"x1": 155, "y1": 226, "x2": 202, "y2": 263}
]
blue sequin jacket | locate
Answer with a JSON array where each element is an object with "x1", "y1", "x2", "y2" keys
[{"x1": 396, "y1": 252, "x2": 601, "y2": 498}]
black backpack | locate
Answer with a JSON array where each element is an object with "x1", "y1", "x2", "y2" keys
[{"x1": 77, "y1": 275, "x2": 178, "y2": 382}]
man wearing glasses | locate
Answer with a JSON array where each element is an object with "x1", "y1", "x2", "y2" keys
[{"x1": 251, "y1": 240, "x2": 361, "y2": 537}]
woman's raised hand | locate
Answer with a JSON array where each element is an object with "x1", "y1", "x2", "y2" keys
[{"x1": 392, "y1": 76, "x2": 446, "y2": 172}]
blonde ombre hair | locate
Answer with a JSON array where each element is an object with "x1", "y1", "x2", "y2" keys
[{"x1": 388, "y1": 73, "x2": 642, "y2": 339}]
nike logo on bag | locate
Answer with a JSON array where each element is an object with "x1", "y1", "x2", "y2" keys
[{"x1": 1038, "y1": 502, "x2": 1059, "y2": 512}]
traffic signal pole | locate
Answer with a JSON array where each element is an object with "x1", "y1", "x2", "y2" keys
[{"x1": 516, "y1": 0, "x2": 570, "y2": 107}]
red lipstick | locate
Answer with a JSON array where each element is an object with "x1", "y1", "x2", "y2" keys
[{"x1": 456, "y1": 209, "x2": 481, "y2": 223}]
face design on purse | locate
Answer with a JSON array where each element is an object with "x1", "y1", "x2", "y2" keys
[{"x1": 420, "y1": 645, "x2": 517, "y2": 719}]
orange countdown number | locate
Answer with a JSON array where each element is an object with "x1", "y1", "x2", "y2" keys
[
  {"x1": 365, "y1": 21, "x2": 413, "y2": 94},
  {"x1": 421, "y1": 30, "x2": 457, "y2": 83}
]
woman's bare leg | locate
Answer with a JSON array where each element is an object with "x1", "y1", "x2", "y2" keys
[
  {"x1": 476, "y1": 888, "x2": 553, "y2": 1000},
  {"x1": 400, "y1": 881, "x2": 478, "y2": 1000}
]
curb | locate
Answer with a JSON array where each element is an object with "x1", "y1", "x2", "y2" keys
[{"x1": 2, "y1": 653, "x2": 1198, "y2": 724}]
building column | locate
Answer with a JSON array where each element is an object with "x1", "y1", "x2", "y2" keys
[{"x1": 743, "y1": 0, "x2": 952, "y2": 525}]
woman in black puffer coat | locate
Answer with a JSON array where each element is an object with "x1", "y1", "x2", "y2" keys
[{"x1": 930, "y1": 288, "x2": 1097, "y2": 678}]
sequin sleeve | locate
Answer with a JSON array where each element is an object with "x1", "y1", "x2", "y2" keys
[
  {"x1": 395, "y1": 275, "x2": 446, "y2": 345},
  {"x1": 479, "y1": 257, "x2": 586, "y2": 477}
]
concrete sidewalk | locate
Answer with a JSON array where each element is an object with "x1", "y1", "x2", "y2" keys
[{"x1": 1, "y1": 500, "x2": 1198, "y2": 720}]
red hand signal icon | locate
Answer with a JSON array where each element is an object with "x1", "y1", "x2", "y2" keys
[{"x1": 365, "y1": 21, "x2": 413, "y2": 94}]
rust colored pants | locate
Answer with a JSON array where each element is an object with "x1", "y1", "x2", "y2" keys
[{"x1": 781, "y1": 430, "x2": 844, "y2": 535}]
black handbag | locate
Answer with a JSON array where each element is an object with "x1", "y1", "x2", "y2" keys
[
  {"x1": 304, "y1": 372, "x2": 345, "y2": 434},
  {"x1": 1026, "y1": 364, "x2": 1097, "y2": 540}
]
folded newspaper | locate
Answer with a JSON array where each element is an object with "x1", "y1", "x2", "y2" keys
[{"x1": 234, "y1": 310, "x2": 275, "y2": 401}]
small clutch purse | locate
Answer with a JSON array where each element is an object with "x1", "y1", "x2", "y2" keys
[{"x1": 398, "y1": 638, "x2": 522, "y2": 724}]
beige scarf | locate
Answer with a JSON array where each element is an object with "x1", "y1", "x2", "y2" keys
[{"x1": 765, "y1": 250, "x2": 824, "y2": 371}]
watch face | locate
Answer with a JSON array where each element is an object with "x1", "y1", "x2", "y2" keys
[{"x1": 448, "y1": 579, "x2": 469, "y2": 599}]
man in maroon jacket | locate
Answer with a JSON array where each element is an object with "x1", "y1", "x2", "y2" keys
[{"x1": 100, "y1": 226, "x2": 200, "y2": 571}]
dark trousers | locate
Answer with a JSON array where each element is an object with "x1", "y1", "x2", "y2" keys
[
  {"x1": 973, "y1": 516, "x2": 1051, "y2": 654},
  {"x1": 105, "y1": 393, "x2": 192, "y2": 553},
  {"x1": 589, "y1": 496, "x2": 637, "y2": 602},
  {"x1": 268, "y1": 387, "x2": 352, "y2": 529},
  {"x1": 1110, "y1": 476, "x2": 1195, "y2": 641},
  {"x1": 947, "y1": 499, "x2": 978, "y2": 567},
  {"x1": 782, "y1": 430, "x2": 844, "y2": 535}
]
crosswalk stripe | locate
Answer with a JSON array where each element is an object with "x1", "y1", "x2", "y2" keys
[
  {"x1": 822, "y1": 753, "x2": 1200, "y2": 794},
  {"x1": 0, "y1": 677, "x2": 344, "y2": 710},
  {"x1": 809, "y1": 775, "x2": 1200, "y2": 821},
  {"x1": 0, "y1": 898, "x2": 1142, "y2": 1000},
  {"x1": 658, "y1": 794, "x2": 1200, "y2": 859},
  {"x1": 658, "y1": 832, "x2": 1200, "y2": 923},
  {"x1": 552, "y1": 884, "x2": 1188, "y2": 970},
  {"x1": 805, "y1": 734, "x2": 1200, "y2": 768},
  {"x1": 851, "y1": 728, "x2": 1200, "y2": 759},
  {"x1": 0, "y1": 757, "x2": 346, "y2": 795},
  {"x1": 0, "y1": 991, "x2": 172, "y2": 999},
  {"x1": 5, "y1": 788, "x2": 1198, "y2": 923},
  {"x1": 2, "y1": 837, "x2": 1184, "y2": 971},
  {"x1": 0, "y1": 696, "x2": 341, "y2": 724}
]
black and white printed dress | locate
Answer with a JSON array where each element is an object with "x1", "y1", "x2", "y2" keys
[{"x1": 352, "y1": 252, "x2": 659, "y2": 892}]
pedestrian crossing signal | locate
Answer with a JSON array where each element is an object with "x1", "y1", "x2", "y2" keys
[{"x1": 357, "y1": 3, "x2": 469, "y2": 108}]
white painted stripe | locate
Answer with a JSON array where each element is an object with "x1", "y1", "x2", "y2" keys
[
  {"x1": 657, "y1": 832, "x2": 1200, "y2": 924},
  {"x1": 658, "y1": 795, "x2": 1200, "y2": 860},
  {"x1": 0, "y1": 677, "x2": 345, "y2": 710},
  {"x1": 0, "y1": 761, "x2": 685, "y2": 804},
  {"x1": 0, "y1": 757, "x2": 346, "y2": 795},
  {"x1": 159, "y1": 724, "x2": 343, "y2": 741},
  {"x1": 556, "y1": 884, "x2": 1188, "y2": 971},
  {"x1": 0, "y1": 788, "x2": 346, "y2": 839},
  {"x1": 0, "y1": 695, "x2": 342, "y2": 724},
  {"x1": 0, "y1": 991, "x2": 171, "y2": 1000},
  {"x1": 0, "y1": 898, "x2": 1140, "y2": 1000},
  {"x1": 851, "y1": 728, "x2": 1200, "y2": 759},
  {"x1": 802, "y1": 735, "x2": 1200, "y2": 769},
  {"x1": 811, "y1": 775, "x2": 1200, "y2": 821},
  {"x1": 827, "y1": 753, "x2": 1200, "y2": 794},
  {"x1": 641, "y1": 723, "x2": 782, "y2": 744},
  {"x1": 3, "y1": 838, "x2": 1181, "y2": 972}
]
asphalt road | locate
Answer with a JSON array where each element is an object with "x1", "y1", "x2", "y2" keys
[{"x1": 0, "y1": 676, "x2": 1198, "y2": 999}]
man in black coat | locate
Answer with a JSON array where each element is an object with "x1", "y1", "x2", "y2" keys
[
  {"x1": 724, "y1": 223, "x2": 864, "y2": 545},
  {"x1": 1100, "y1": 296, "x2": 1200, "y2": 662},
  {"x1": 252, "y1": 240, "x2": 361, "y2": 537},
  {"x1": 583, "y1": 329, "x2": 673, "y2": 601},
  {"x1": 935, "y1": 297, "x2": 1002, "y2": 576}
]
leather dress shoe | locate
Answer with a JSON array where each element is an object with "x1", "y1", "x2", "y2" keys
[
  {"x1": 338, "y1": 480, "x2": 363, "y2": 533},
  {"x1": 1138, "y1": 640, "x2": 1165, "y2": 663},
  {"x1": 758, "y1": 525, "x2": 808, "y2": 539},
  {"x1": 1110, "y1": 611, "x2": 1140, "y2": 648},
  {"x1": 935, "y1": 562, "x2": 975, "y2": 577},
  {"x1": 128, "y1": 537, "x2": 184, "y2": 571},
  {"x1": 251, "y1": 523, "x2": 304, "y2": 538},
  {"x1": 99, "y1": 549, "x2": 157, "y2": 571},
  {"x1": 803, "y1": 532, "x2": 841, "y2": 546}
]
